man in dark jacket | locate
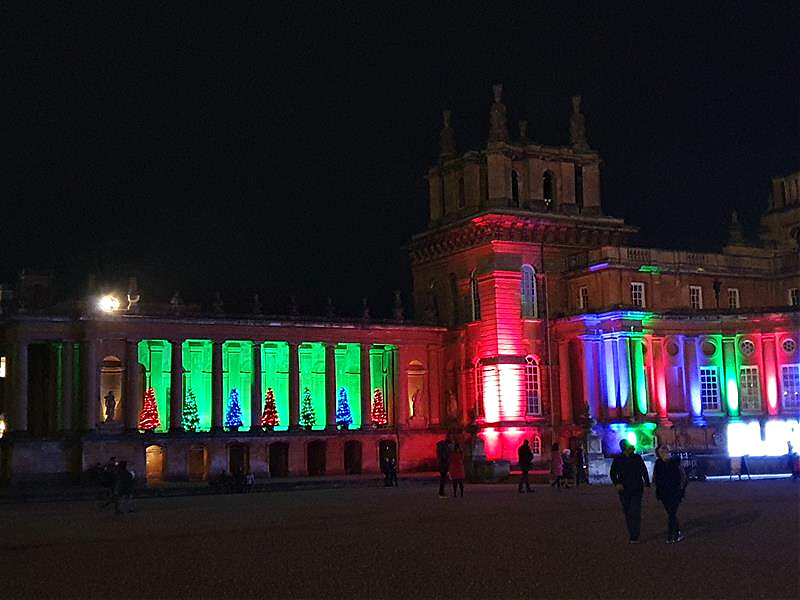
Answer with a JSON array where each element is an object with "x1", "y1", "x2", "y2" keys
[
  {"x1": 518, "y1": 440, "x2": 534, "y2": 493},
  {"x1": 436, "y1": 437, "x2": 451, "y2": 497},
  {"x1": 653, "y1": 444, "x2": 688, "y2": 543},
  {"x1": 609, "y1": 439, "x2": 650, "y2": 543}
]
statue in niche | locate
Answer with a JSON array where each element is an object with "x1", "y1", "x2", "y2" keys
[
  {"x1": 411, "y1": 388, "x2": 424, "y2": 419},
  {"x1": 447, "y1": 389, "x2": 458, "y2": 418},
  {"x1": 104, "y1": 390, "x2": 116, "y2": 422},
  {"x1": 569, "y1": 95, "x2": 588, "y2": 149}
]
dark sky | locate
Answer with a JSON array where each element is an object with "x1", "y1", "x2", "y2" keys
[{"x1": 4, "y1": 3, "x2": 798, "y2": 318}]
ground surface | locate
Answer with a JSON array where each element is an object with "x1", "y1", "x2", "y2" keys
[{"x1": 0, "y1": 478, "x2": 797, "y2": 599}]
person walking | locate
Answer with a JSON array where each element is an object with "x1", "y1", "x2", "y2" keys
[
  {"x1": 518, "y1": 439, "x2": 534, "y2": 493},
  {"x1": 561, "y1": 449, "x2": 573, "y2": 489},
  {"x1": 114, "y1": 461, "x2": 135, "y2": 514},
  {"x1": 610, "y1": 439, "x2": 651, "y2": 543},
  {"x1": 653, "y1": 444, "x2": 687, "y2": 543},
  {"x1": 449, "y1": 442, "x2": 465, "y2": 497},
  {"x1": 436, "y1": 436, "x2": 452, "y2": 498},
  {"x1": 550, "y1": 443, "x2": 564, "y2": 490},
  {"x1": 575, "y1": 442, "x2": 589, "y2": 486}
]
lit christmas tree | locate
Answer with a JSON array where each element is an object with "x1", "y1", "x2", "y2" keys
[
  {"x1": 300, "y1": 387, "x2": 316, "y2": 429},
  {"x1": 138, "y1": 387, "x2": 161, "y2": 432},
  {"x1": 336, "y1": 387, "x2": 353, "y2": 429},
  {"x1": 225, "y1": 388, "x2": 244, "y2": 430},
  {"x1": 371, "y1": 388, "x2": 388, "y2": 426},
  {"x1": 260, "y1": 387, "x2": 280, "y2": 428},
  {"x1": 182, "y1": 387, "x2": 200, "y2": 432}
]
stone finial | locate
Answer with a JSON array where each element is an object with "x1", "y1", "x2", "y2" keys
[
  {"x1": 361, "y1": 297, "x2": 371, "y2": 321},
  {"x1": 728, "y1": 210, "x2": 745, "y2": 244},
  {"x1": 392, "y1": 290, "x2": 404, "y2": 321},
  {"x1": 439, "y1": 110, "x2": 457, "y2": 159},
  {"x1": 518, "y1": 120, "x2": 529, "y2": 144},
  {"x1": 252, "y1": 293, "x2": 262, "y2": 315},
  {"x1": 289, "y1": 295, "x2": 299, "y2": 316},
  {"x1": 212, "y1": 291, "x2": 224, "y2": 314},
  {"x1": 326, "y1": 297, "x2": 336, "y2": 318},
  {"x1": 488, "y1": 83, "x2": 508, "y2": 143},
  {"x1": 126, "y1": 277, "x2": 140, "y2": 312},
  {"x1": 569, "y1": 95, "x2": 588, "y2": 150},
  {"x1": 170, "y1": 291, "x2": 181, "y2": 314}
]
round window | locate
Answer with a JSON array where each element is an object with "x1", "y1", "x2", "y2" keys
[
  {"x1": 666, "y1": 341, "x2": 679, "y2": 357},
  {"x1": 701, "y1": 340, "x2": 716, "y2": 357},
  {"x1": 782, "y1": 339, "x2": 797, "y2": 354},
  {"x1": 740, "y1": 339, "x2": 756, "y2": 357}
]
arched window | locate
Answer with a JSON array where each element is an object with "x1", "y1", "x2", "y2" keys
[
  {"x1": 521, "y1": 264, "x2": 537, "y2": 318},
  {"x1": 511, "y1": 170, "x2": 520, "y2": 207},
  {"x1": 531, "y1": 435, "x2": 542, "y2": 456},
  {"x1": 458, "y1": 177, "x2": 466, "y2": 208},
  {"x1": 474, "y1": 359, "x2": 484, "y2": 418},
  {"x1": 543, "y1": 171, "x2": 555, "y2": 210},
  {"x1": 470, "y1": 269, "x2": 481, "y2": 321},
  {"x1": 525, "y1": 356, "x2": 541, "y2": 415}
]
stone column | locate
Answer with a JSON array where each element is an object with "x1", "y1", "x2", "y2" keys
[
  {"x1": 578, "y1": 336, "x2": 600, "y2": 423},
  {"x1": 325, "y1": 343, "x2": 337, "y2": 429},
  {"x1": 125, "y1": 340, "x2": 140, "y2": 431},
  {"x1": 761, "y1": 335, "x2": 779, "y2": 416},
  {"x1": 61, "y1": 341, "x2": 73, "y2": 432},
  {"x1": 211, "y1": 341, "x2": 223, "y2": 431},
  {"x1": 169, "y1": 340, "x2": 184, "y2": 431},
  {"x1": 360, "y1": 343, "x2": 372, "y2": 428},
  {"x1": 600, "y1": 337, "x2": 617, "y2": 420},
  {"x1": 288, "y1": 342, "x2": 300, "y2": 429},
  {"x1": 684, "y1": 337, "x2": 704, "y2": 425},
  {"x1": 83, "y1": 339, "x2": 98, "y2": 431},
  {"x1": 651, "y1": 336, "x2": 670, "y2": 424},
  {"x1": 629, "y1": 336, "x2": 647, "y2": 417},
  {"x1": 397, "y1": 346, "x2": 410, "y2": 425},
  {"x1": 721, "y1": 337, "x2": 739, "y2": 418},
  {"x1": 250, "y1": 342, "x2": 263, "y2": 431},
  {"x1": 428, "y1": 346, "x2": 441, "y2": 425},
  {"x1": 616, "y1": 337, "x2": 632, "y2": 417},
  {"x1": 557, "y1": 340, "x2": 573, "y2": 426},
  {"x1": 11, "y1": 340, "x2": 29, "y2": 433}
]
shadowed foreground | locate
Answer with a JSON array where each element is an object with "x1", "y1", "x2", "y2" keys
[{"x1": 0, "y1": 479, "x2": 797, "y2": 599}]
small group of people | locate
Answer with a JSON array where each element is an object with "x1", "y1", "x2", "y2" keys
[
  {"x1": 97, "y1": 456, "x2": 136, "y2": 514},
  {"x1": 610, "y1": 439, "x2": 688, "y2": 544},
  {"x1": 436, "y1": 436, "x2": 465, "y2": 497},
  {"x1": 381, "y1": 454, "x2": 398, "y2": 487},
  {"x1": 210, "y1": 469, "x2": 255, "y2": 493}
]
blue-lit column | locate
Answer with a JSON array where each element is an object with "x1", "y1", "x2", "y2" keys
[
  {"x1": 601, "y1": 336, "x2": 618, "y2": 419},
  {"x1": 578, "y1": 335, "x2": 601, "y2": 423},
  {"x1": 616, "y1": 337, "x2": 632, "y2": 417},
  {"x1": 684, "y1": 336, "x2": 704, "y2": 425}
]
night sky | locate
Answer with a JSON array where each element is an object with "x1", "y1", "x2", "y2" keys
[{"x1": 4, "y1": 4, "x2": 798, "y2": 318}]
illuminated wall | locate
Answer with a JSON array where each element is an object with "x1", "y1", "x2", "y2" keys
[
  {"x1": 183, "y1": 340, "x2": 212, "y2": 431},
  {"x1": 299, "y1": 342, "x2": 326, "y2": 429},
  {"x1": 262, "y1": 342, "x2": 289, "y2": 431},
  {"x1": 728, "y1": 419, "x2": 800, "y2": 456},
  {"x1": 335, "y1": 343, "x2": 361, "y2": 428},
  {"x1": 370, "y1": 345, "x2": 397, "y2": 424},
  {"x1": 138, "y1": 340, "x2": 171, "y2": 433},
  {"x1": 223, "y1": 341, "x2": 253, "y2": 431}
]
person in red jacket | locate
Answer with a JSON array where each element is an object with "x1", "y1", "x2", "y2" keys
[{"x1": 448, "y1": 442, "x2": 465, "y2": 497}]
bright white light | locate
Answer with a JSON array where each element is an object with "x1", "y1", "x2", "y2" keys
[
  {"x1": 727, "y1": 419, "x2": 800, "y2": 456},
  {"x1": 97, "y1": 295, "x2": 120, "y2": 312},
  {"x1": 0, "y1": 414, "x2": 6, "y2": 439}
]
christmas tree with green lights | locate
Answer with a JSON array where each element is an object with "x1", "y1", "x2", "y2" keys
[
  {"x1": 260, "y1": 387, "x2": 280, "y2": 428},
  {"x1": 300, "y1": 387, "x2": 316, "y2": 429},
  {"x1": 371, "y1": 388, "x2": 388, "y2": 426},
  {"x1": 138, "y1": 387, "x2": 161, "y2": 432},
  {"x1": 225, "y1": 388, "x2": 244, "y2": 430},
  {"x1": 336, "y1": 387, "x2": 353, "y2": 429},
  {"x1": 182, "y1": 387, "x2": 200, "y2": 432}
]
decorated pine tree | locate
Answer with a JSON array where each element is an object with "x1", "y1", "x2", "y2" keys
[
  {"x1": 260, "y1": 387, "x2": 280, "y2": 428},
  {"x1": 336, "y1": 387, "x2": 353, "y2": 429},
  {"x1": 371, "y1": 388, "x2": 388, "y2": 426},
  {"x1": 182, "y1": 387, "x2": 200, "y2": 432},
  {"x1": 300, "y1": 387, "x2": 316, "y2": 429},
  {"x1": 138, "y1": 387, "x2": 161, "y2": 431},
  {"x1": 225, "y1": 387, "x2": 244, "y2": 430}
]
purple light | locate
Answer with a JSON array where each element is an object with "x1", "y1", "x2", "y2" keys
[{"x1": 589, "y1": 262, "x2": 609, "y2": 272}]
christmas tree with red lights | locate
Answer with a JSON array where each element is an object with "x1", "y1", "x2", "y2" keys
[
  {"x1": 260, "y1": 387, "x2": 280, "y2": 428},
  {"x1": 138, "y1": 387, "x2": 161, "y2": 432},
  {"x1": 371, "y1": 388, "x2": 388, "y2": 427},
  {"x1": 300, "y1": 387, "x2": 316, "y2": 430}
]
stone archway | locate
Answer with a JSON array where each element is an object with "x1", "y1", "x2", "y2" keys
[
  {"x1": 145, "y1": 444, "x2": 165, "y2": 482},
  {"x1": 268, "y1": 442, "x2": 289, "y2": 478},
  {"x1": 228, "y1": 443, "x2": 249, "y2": 475},
  {"x1": 307, "y1": 440, "x2": 326, "y2": 476},
  {"x1": 344, "y1": 440, "x2": 362, "y2": 474},
  {"x1": 187, "y1": 446, "x2": 208, "y2": 481}
]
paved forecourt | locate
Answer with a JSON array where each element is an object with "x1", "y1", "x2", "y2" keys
[{"x1": 0, "y1": 478, "x2": 797, "y2": 599}]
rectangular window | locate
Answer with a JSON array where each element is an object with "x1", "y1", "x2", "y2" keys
[
  {"x1": 699, "y1": 366, "x2": 720, "y2": 411},
  {"x1": 578, "y1": 286, "x2": 589, "y2": 310},
  {"x1": 689, "y1": 285, "x2": 703, "y2": 309},
  {"x1": 525, "y1": 363, "x2": 541, "y2": 415},
  {"x1": 739, "y1": 366, "x2": 761, "y2": 411},
  {"x1": 727, "y1": 288, "x2": 740, "y2": 309},
  {"x1": 630, "y1": 282, "x2": 645, "y2": 308},
  {"x1": 790, "y1": 288, "x2": 799, "y2": 307},
  {"x1": 0, "y1": 356, "x2": 5, "y2": 378},
  {"x1": 781, "y1": 364, "x2": 800, "y2": 410}
]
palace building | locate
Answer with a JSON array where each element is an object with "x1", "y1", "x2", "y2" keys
[{"x1": 1, "y1": 86, "x2": 798, "y2": 483}]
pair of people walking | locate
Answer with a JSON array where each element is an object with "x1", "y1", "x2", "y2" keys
[
  {"x1": 550, "y1": 443, "x2": 570, "y2": 489},
  {"x1": 436, "y1": 437, "x2": 465, "y2": 497},
  {"x1": 98, "y1": 457, "x2": 136, "y2": 514},
  {"x1": 610, "y1": 440, "x2": 687, "y2": 543}
]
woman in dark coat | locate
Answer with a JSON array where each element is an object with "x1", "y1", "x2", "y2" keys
[
  {"x1": 448, "y1": 442, "x2": 465, "y2": 497},
  {"x1": 653, "y1": 444, "x2": 688, "y2": 543}
]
